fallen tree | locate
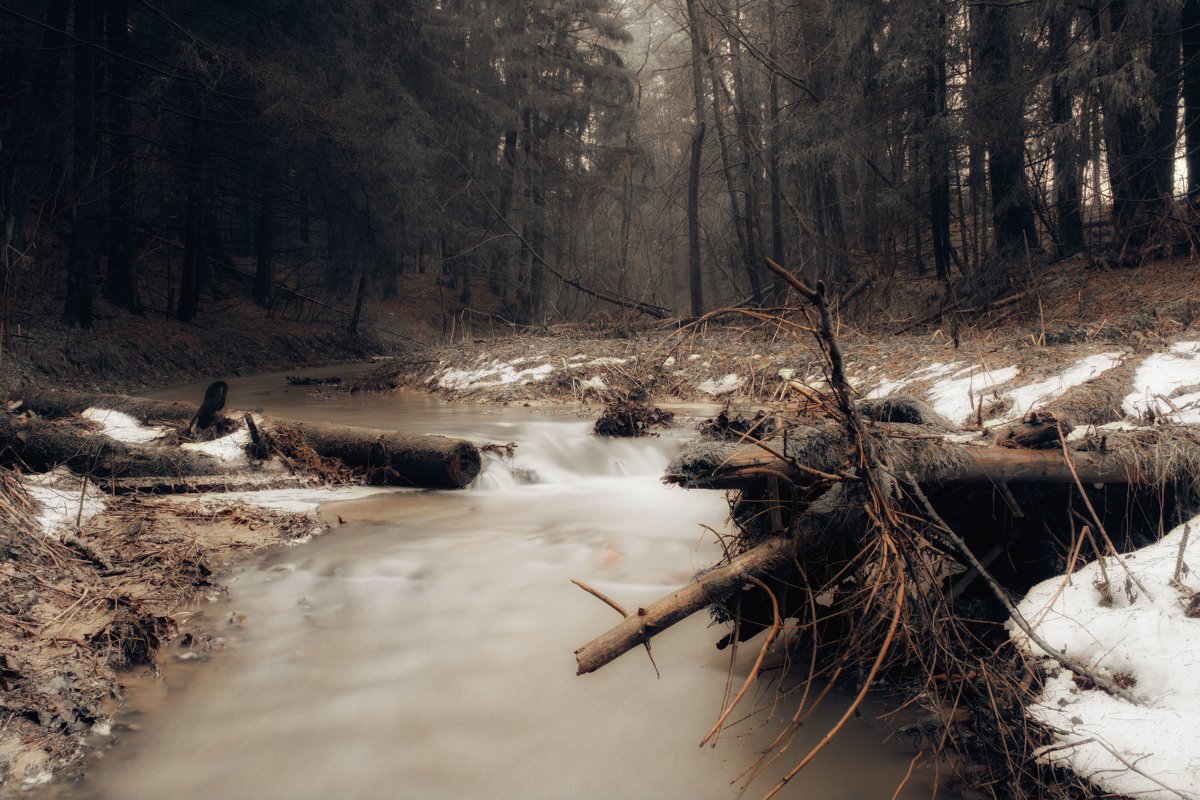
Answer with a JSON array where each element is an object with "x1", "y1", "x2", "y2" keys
[
  {"x1": 664, "y1": 428, "x2": 1141, "y2": 490},
  {"x1": 7, "y1": 389, "x2": 482, "y2": 489},
  {"x1": 571, "y1": 261, "x2": 1200, "y2": 800},
  {"x1": 0, "y1": 413, "x2": 224, "y2": 478},
  {"x1": 575, "y1": 484, "x2": 862, "y2": 675}
]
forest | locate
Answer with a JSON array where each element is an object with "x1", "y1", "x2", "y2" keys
[
  {"x1": 2, "y1": 0, "x2": 1198, "y2": 340},
  {"x1": 6, "y1": 3, "x2": 1200, "y2": 799}
]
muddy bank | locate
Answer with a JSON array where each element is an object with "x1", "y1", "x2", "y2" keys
[
  {"x1": 0, "y1": 471, "x2": 350, "y2": 793},
  {"x1": 0, "y1": 381, "x2": 485, "y2": 793}
]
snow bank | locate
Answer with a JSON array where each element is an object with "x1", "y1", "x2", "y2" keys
[
  {"x1": 23, "y1": 469, "x2": 106, "y2": 536},
  {"x1": 1124, "y1": 341, "x2": 1200, "y2": 424},
  {"x1": 926, "y1": 365, "x2": 1019, "y2": 424},
  {"x1": 1010, "y1": 516, "x2": 1200, "y2": 799},
  {"x1": 82, "y1": 407, "x2": 170, "y2": 444}
]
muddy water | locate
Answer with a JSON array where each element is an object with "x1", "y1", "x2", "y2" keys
[{"x1": 68, "y1": 368, "x2": 947, "y2": 799}]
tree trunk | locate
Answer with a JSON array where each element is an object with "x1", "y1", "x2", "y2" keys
[
  {"x1": 64, "y1": 0, "x2": 100, "y2": 328},
  {"x1": 665, "y1": 437, "x2": 1139, "y2": 491},
  {"x1": 704, "y1": 45, "x2": 753, "y2": 303},
  {"x1": 730, "y1": 4, "x2": 765, "y2": 305},
  {"x1": 767, "y1": 0, "x2": 785, "y2": 301},
  {"x1": 349, "y1": 266, "x2": 367, "y2": 336},
  {"x1": 1049, "y1": 8, "x2": 1085, "y2": 255},
  {"x1": 926, "y1": 15, "x2": 954, "y2": 282},
  {"x1": 253, "y1": 158, "x2": 276, "y2": 309},
  {"x1": 177, "y1": 177, "x2": 202, "y2": 322},
  {"x1": 1181, "y1": 0, "x2": 1200, "y2": 203},
  {"x1": 973, "y1": 4, "x2": 1038, "y2": 256},
  {"x1": 1102, "y1": 0, "x2": 1182, "y2": 252},
  {"x1": 685, "y1": 0, "x2": 706, "y2": 317},
  {"x1": 103, "y1": 0, "x2": 141, "y2": 313}
]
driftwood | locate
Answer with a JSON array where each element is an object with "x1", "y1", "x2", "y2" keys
[
  {"x1": 574, "y1": 484, "x2": 861, "y2": 675},
  {"x1": 8, "y1": 390, "x2": 482, "y2": 489}
]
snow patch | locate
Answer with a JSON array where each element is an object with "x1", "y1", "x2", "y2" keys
[
  {"x1": 438, "y1": 361, "x2": 555, "y2": 391},
  {"x1": 998, "y1": 353, "x2": 1123, "y2": 422},
  {"x1": 23, "y1": 469, "x2": 106, "y2": 536},
  {"x1": 926, "y1": 365, "x2": 1019, "y2": 424},
  {"x1": 865, "y1": 361, "x2": 961, "y2": 400},
  {"x1": 1010, "y1": 515, "x2": 1200, "y2": 799},
  {"x1": 188, "y1": 487, "x2": 390, "y2": 515},
  {"x1": 82, "y1": 407, "x2": 170, "y2": 444},
  {"x1": 181, "y1": 427, "x2": 250, "y2": 466},
  {"x1": 1124, "y1": 341, "x2": 1200, "y2": 424},
  {"x1": 697, "y1": 374, "x2": 744, "y2": 396},
  {"x1": 578, "y1": 375, "x2": 607, "y2": 392}
]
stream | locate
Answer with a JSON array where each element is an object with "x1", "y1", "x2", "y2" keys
[{"x1": 60, "y1": 367, "x2": 948, "y2": 799}]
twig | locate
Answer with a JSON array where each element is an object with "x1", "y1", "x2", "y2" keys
[
  {"x1": 570, "y1": 579, "x2": 659, "y2": 678},
  {"x1": 1056, "y1": 426, "x2": 1154, "y2": 601},
  {"x1": 1173, "y1": 520, "x2": 1193, "y2": 587},
  {"x1": 904, "y1": 473, "x2": 1137, "y2": 704},
  {"x1": 700, "y1": 576, "x2": 780, "y2": 746},
  {"x1": 763, "y1": 555, "x2": 906, "y2": 799}
]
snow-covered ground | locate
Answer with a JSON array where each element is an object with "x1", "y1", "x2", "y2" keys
[
  {"x1": 23, "y1": 468, "x2": 107, "y2": 536},
  {"x1": 82, "y1": 408, "x2": 170, "y2": 444},
  {"x1": 1009, "y1": 515, "x2": 1200, "y2": 799},
  {"x1": 1124, "y1": 341, "x2": 1200, "y2": 425},
  {"x1": 415, "y1": 339, "x2": 1200, "y2": 431}
]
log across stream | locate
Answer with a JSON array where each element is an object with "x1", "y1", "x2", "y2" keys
[{"x1": 34, "y1": 368, "x2": 952, "y2": 800}]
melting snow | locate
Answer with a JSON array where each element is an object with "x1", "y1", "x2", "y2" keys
[
  {"x1": 1010, "y1": 515, "x2": 1200, "y2": 799},
  {"x1": 181, "y1": 427, "x2": 250, "y2": 466},
  {"x1": 926, "y1": 365, "x2": 1019, "y2": 424},
  {"x1": 1124, "y1": 341, "x2": 1200, "y2": 424},
  {"x1": 438, "y1": 361, "x2": 555, "y2": 390},
  {"x1": 23, "y1": 469, "x2": 106, "y2": 536},
  {"x1": 578, "y1": 376, "x2": 607, "y2": 392},
  {"x1": 998, "y1": 353, "x2": 1123, "y2": 422},
  {"x1": 865, "y1": 361, "x2": 961, "y2": 400},
  {"x1": 82, "y1": 407, "x2": 170, "y2": 444},
  {"x1": 194, "y1": 487, "x2": 386, "y2": 514},
  {"x1": 697, "y1": 373, "x2": 744, "y2": 396}
]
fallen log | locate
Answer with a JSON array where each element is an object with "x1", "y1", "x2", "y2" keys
[
  {"x1": 11, "y1": 389, "x2": 196, "y2": 425},
  {"x1": 9, "y1": 389, "x2": 482, "y2": 489},
  {"x1": 107, "y1": 474, "x2": 311, "y2": 495},
  {"x1": 665, "y1": 436, "x2": 1133, "y2": 490},
  {"x1": 0, "y1": 414, "x2": 224, "y2": 478},
  {"x1": 575, "y1": 485, "x2": 861, "y2": 675},
  {"x1": 264, "y1": 420, "x2": 480, "y2": 489}
]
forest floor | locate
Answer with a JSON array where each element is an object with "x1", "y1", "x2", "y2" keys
[
  {"x1": 363, "y1": 255, "x2": 1200, "y2": 426},
  {"x1": 2, "y1": 254, "x2": 1200, "y2": 796}
]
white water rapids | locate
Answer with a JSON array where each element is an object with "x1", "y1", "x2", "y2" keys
[{"x1": 56, "y1": 367, "x2": 947, "y2": 799}]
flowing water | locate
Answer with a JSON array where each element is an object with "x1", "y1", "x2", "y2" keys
[{"x1": 60, "y1": 367, "x2": 948, "y2": 799}]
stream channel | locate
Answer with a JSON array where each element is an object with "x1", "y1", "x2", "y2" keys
[{"x1": 59, "y1": 366, "x2": 949, "y2": 799}]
